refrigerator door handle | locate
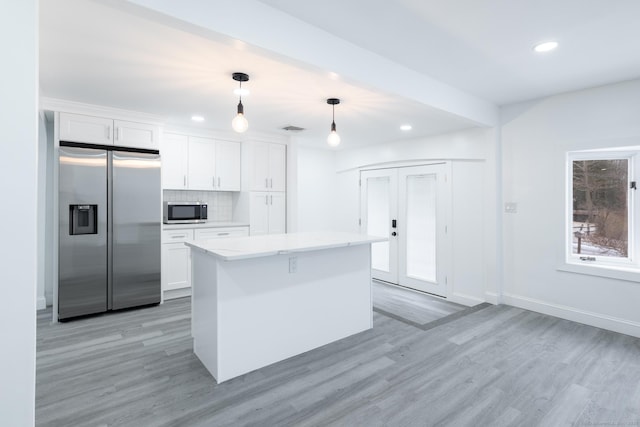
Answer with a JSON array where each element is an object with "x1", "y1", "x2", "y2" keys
[{"x1": 107, "y1": 152, "x2": 114, "y2": 310}]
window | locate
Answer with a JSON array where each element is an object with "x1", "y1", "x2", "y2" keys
[{"x1": 567, "y1": 150, "x2": 637, "y2": 269}]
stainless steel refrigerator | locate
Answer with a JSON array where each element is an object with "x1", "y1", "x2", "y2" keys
[{"x1": 58, "y1": 143, "x2": 161, "y2": 320}]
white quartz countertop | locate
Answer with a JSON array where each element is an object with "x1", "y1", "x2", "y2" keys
[
  {"x1": 185, "y1": 232, "x2": 387, "y2": 261},
  {"x1": 163, "y1": 221, "x2": 249, "y2": 230}
]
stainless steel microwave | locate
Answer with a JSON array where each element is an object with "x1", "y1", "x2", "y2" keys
[{"x1": 163, "y1": 201, "x2": 208, "y2": 224}]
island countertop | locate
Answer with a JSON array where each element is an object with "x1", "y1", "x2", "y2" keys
[{"x1": 184, "y1": 231, "x2": 387, "y2": 261}]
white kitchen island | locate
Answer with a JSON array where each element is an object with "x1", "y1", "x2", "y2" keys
[{"x1": 185, "y1": 232, "x2": 386, "y2": 383}]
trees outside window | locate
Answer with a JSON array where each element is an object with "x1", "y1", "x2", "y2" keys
[{"x1": 572, "y1": 159, "x2": 628, "y2": 258}]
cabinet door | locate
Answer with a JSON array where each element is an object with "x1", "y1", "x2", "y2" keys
[
  {"x1": 161, "y1": 133, "x2": 189, "y2": 189},
  {"x1": 59, "y1": 112, "x2": 113, "y2": 145},
  {"x1": 268, "y1": 192, "x2": 287, "y2": 234},
  {"x1": 162, "y1": 242, "x2": 191, "y2": 291},
  {"x1": 114, "y1": 120, "x2": 159, "y2": 150},
  {"x1": 249, "y1": 192, "x2": 270, "y2": 235},
  {"x1": 269, "y1": 144, "x2": 287, "y2": 192},
  {"x1": 250, "y1": 142, "x2": 270, "y2": 191},
  {"x1": 215, "y1": 140, "x2": 241, "y2": 191},
  {"x1": 188, "y1": 136, "x2": 216, "y2": 190}
]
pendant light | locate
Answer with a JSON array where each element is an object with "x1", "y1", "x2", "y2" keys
[
  {"x1": 232, "y1": 72, "x2": 249, "y2": 133},
  {"x1": 326, "y1": 98, "x2": 341, "y2": 147}
]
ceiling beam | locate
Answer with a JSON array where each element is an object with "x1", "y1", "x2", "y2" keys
[{"x1": 120, "y1": 0, "x2": 498, "y2": 127}]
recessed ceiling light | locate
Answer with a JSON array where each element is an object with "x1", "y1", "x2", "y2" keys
[
  {"x1": 533, "y1": 41, "x2": 558, "y2": 53},
  {"x1": 233, "y1": 88, "x2": 250, "y2": 97},
  {"x1": 400, "y1": 124, "x2": 412, "y2": 131},
  {"x1": 191, "y1": 115, "x2": 205, "y2": 122}
]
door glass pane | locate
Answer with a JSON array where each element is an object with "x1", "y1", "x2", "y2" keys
[
  {"x1": 367, "y1": 177, "x2": 390, "y2": 272},
  {"x1": 572, "y1": 159, "x2": 628, "y2": 257},
  {"x1": 406, "y1": 174, "x2": 436, "y2": 282}
]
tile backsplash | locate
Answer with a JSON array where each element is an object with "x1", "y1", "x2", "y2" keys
[{"x1": 163, "y1": 190, "x2": 233, "y2": 221}]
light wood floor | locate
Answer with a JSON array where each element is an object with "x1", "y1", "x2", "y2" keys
[{"x1": 36, "y1": 289, "x2": 640, "y2": 426}]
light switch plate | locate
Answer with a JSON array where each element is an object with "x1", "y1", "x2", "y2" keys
[
  {"x1": 505, "y1": 202, "x2": 518, "y2": 213},
  {"x1": 289, "y1": 256, "x2": 298, "y2": 273}
]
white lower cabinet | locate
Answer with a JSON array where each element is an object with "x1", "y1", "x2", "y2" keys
[
  {"x1": 161, "y1": 226, "x2": 249, "y2": 300},
  {"x1": 162, "y1": 229, "x2": 194, "y2": 298},
  {"x1": 249, "y1": 192, "x2": 286, "y2": 235}
]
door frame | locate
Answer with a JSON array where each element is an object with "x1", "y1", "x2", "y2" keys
[{"x1": 359, "y1": 162, "x2": 452, "y2": 297}]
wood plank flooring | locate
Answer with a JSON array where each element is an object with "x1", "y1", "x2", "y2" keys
[
  {"x1": 36, "y1": 294, "x2": 640, "y2": 426},
  {"x1": 372, "y1": 280, "x2": 469, "y2": 327}
]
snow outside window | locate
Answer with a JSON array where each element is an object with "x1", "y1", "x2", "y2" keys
[{"x1": 567, "y1": 151, "x2": 638, "y2": 269}]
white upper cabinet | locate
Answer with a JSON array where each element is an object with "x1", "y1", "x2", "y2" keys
[
  {"x1": 249, "y1": 142, "x2": 286, "y2": 192},
  {"x1": 162, "y1": 133, "x2": 241, "y2": 191},
  {"x1": 58, "y1": 112, "x2": 159, "y2": 149},
  {"x1": 114, "y1": 120, "x2": 158, "y2": 150},
  {"x1": 215, "y1": 140, "x2": 241, "y2": 191},
  {"x1": 59, "y1": 112, "x2": 113, "y2": 145},
  {"x1": 188, "y1": 136, "x2": 217, "y2": 190},
  {"x1": 268, "y1": 143, "x2": 286, "y2": 192},
  {"x1": 161, "y1": 133, "x2": 189, "y2": 190}
]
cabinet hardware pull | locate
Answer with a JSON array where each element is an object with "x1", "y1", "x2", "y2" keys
[
  {"x1": 217, "y1": 232, "x2": 229, "y2": 236},
  {"x1": 218, "y1": 177, "x2": 221, "y2": 188},
  {"x1": 265, "y1": 195, "x2": 268, "y2": 205},
  {"x1": 265, "y1": 178, "x2": 269, "y2": 188},
  {"x1": 171, "y1": 235, "x2": 185, "y2": 239},
  {"x1": 270, "y1": 178, "x2": 273, "y2": 188},
  {"x1": 107, "y1": 126, "x2": 111, "y2": 140},
  {"x1": 115, "y1": 127, "x2": 120, "y2": 141},
  {"x1": 270, "y1": 195, "x2": 273, "y2": 205},
  {"x1": 183, "y1": 176, "x2": 186, "y2": 186}
]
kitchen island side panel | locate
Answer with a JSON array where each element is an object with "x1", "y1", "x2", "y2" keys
[
  {"x1": 192, "y1": 249, "x2": 219, "y2": 380},
  {"x1": 192, "y1": 244, "x2": 373, "y2": 383}
]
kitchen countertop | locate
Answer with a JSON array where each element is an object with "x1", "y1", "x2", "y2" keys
[
  {"x1": 162, "y1": 221, "x2": 249, "y2": 230},
  {"x1": 185, "y1": 231, "x2": 387, "y2": 261}
]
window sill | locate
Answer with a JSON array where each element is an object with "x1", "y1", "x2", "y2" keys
[{"x1": 558, "y1": 262, "x2": 640, "y2": 283}]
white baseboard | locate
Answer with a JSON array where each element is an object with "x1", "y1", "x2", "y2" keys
[
  {"x1": 37, "y1": 296, "x2": 47, "y2": 310},
  {"x1": 503, "y1": 293, "x2": 640, "y2": 339},
  {"x1": 449, "y1": 291, "x2": 486, "y2": 307},
  {"x1": 164, "y1": 287, "x2": 191, "y2": 301},
  {"x1": 484, "y1": 291, "x2": 499, "y2": 305}
]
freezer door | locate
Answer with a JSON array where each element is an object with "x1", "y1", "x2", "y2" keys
[
  {"x1": 58, "y1": 147, "x2": 108, "y2": 319},
  {"x1": 111, "y1": 151, "x2": 161, "y2": 309}
]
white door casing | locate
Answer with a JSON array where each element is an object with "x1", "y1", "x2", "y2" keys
[{"x1": 360, "y1": 163, "x2": 451, "y2": 297}]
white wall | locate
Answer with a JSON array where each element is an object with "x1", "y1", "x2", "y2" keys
[
  {"x1": 501, "y1": 78, "x2": 640, "y2": 337},
  {"x1": 37, "y1": 113, "x2": 48, "y2": 309},
  {"x1": 310, "y1": 127, "x2": 498, "y2": 305},
  {"x1": 0, "y1": 0, "x2": 38, "y2": 424}
]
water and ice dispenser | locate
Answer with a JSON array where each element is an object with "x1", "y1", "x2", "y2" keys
[{"x1": 69, "y1": 204, "x2": 98, "y2": 235}]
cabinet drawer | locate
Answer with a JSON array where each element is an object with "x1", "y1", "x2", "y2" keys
[
  {"x1": 162, "y1": 229, "x2": 194, "y2": 243},
  {"x1": 195, "y1": 227, "x2": 249, "y2": 240}
]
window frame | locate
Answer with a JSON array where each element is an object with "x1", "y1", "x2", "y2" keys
[{"x1": 566, "y1": 150, "x2": 637, "y2": 270}]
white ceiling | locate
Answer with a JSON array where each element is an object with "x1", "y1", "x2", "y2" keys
[
  {"x1": 39, "y1": 0, "x2": 640, "y2": 149},
  {"x1": 259, "y1": 0, "x2": 640, "y2": 106}
]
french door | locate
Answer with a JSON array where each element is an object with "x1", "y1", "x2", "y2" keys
[{"x1": 360, "y1": 164, "x2": 450, "y2": 297}]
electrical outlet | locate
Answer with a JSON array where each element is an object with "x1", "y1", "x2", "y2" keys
[
  {"x1": 504, "y1": 202, "x2": 518, "y2": 213},
  {"x1": 289, "y1": 256, "x2": 298, "y2": 273}
]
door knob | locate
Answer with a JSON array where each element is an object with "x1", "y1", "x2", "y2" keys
[{"x1": 391, "y1": 232, "x2": 397, "y2": 236}]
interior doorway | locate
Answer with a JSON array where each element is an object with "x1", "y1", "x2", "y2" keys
[{"x1": 360, "y1": 163, "x2": 451, "y2": 297}]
